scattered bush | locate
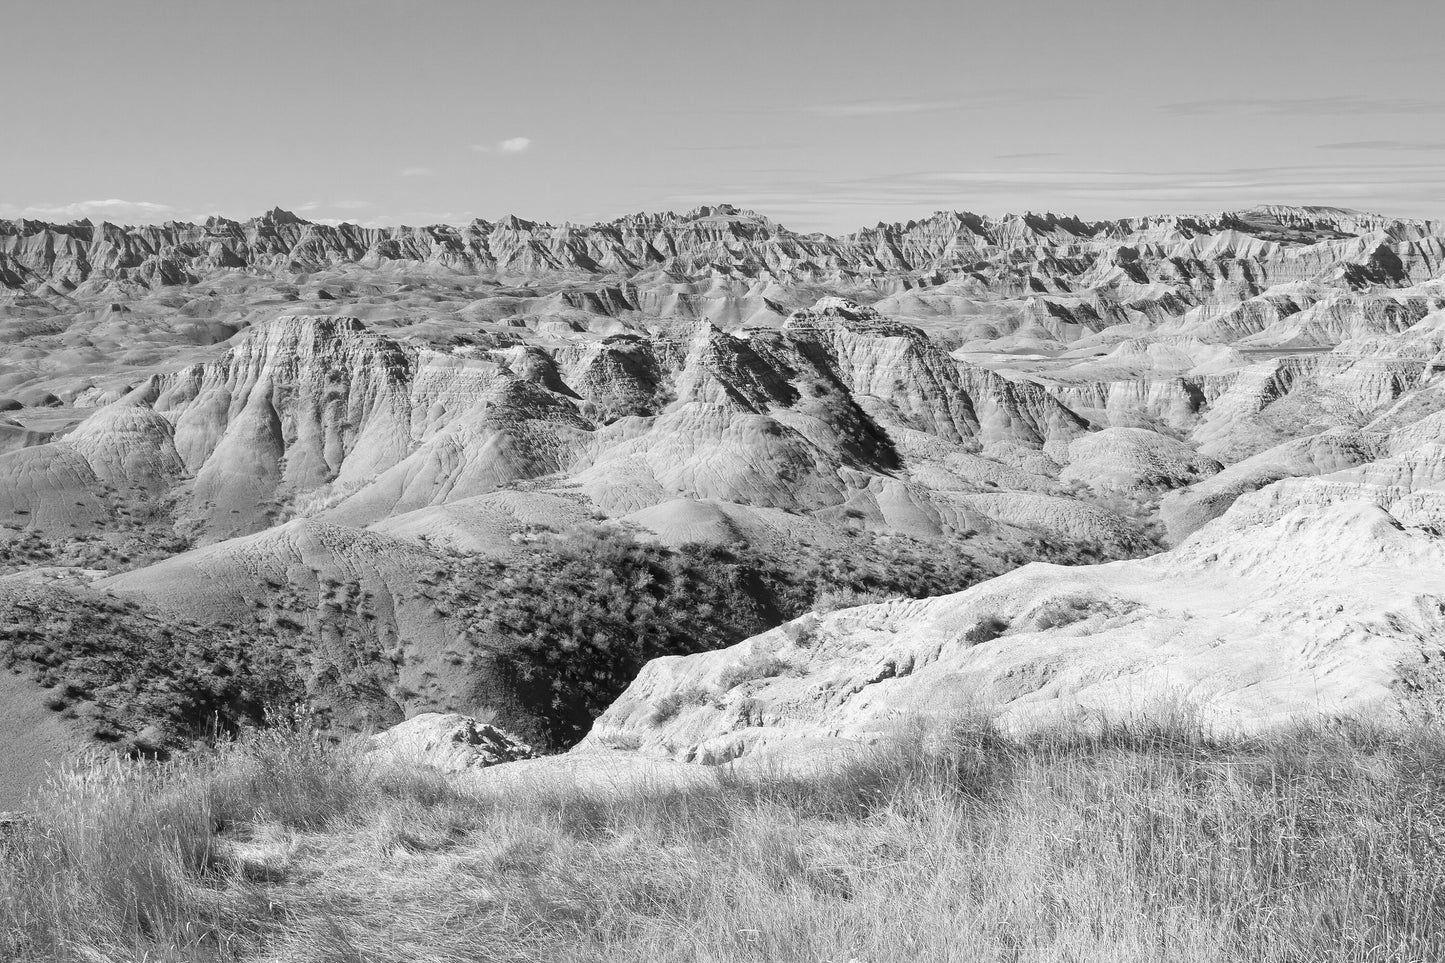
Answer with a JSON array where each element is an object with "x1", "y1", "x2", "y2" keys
[
  {"x1": 716, "y1": 653, "x2": 793, "y2": 692},
  {"x1": 0, "y1": 588, "x2": 303, "y2": 751},
  {"x1": 446, "y1": 526, "x2": 999, "y2": 748},
  {"x1": 649, "y1": 685, "x2": 713, "y2": 723},
  {"x1": 964, "y1": 615, "x2": 1011, "y2": 644}
]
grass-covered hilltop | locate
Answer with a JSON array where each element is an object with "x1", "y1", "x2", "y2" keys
[{"x1": 3, "y1": 714, "x2": 1443, "y2": 962}]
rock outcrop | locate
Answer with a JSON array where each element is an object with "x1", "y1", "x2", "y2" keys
[
  {"x1": 582, "y1": 465, "x2": 1445, "y2": 762},
  {"x1": 370, "y1": 713, "x2": 535, "y2": 772}
]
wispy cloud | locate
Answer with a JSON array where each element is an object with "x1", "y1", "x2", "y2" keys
[
  {"x1": 310, "y1": 209, "x2": 477, "y2": 228},
  {"x1": 996, "y1": 151, "x2": 1062, "y2": 160},
  {"x1": 1317, "y1": 139, "x2": 1445, "y2": 152},
  {"x1": 1162, "y1": 96, "x2": 1445, "y2": 117},
  {"x1": 400, "y1": 166, "x2": 435, "y2": 178},
  {"x1": 667, "y1": 142, "x2": 809, "y2": 152},
  {"x1": 812, "y1": 98, "x2": 969, "y2": 117},
  {"x1": 0, "y1": 199, "x2": 179, "y2": 223},
  {"x1": 811, "y1": 90, "x2": 1079, "y2": 118},
  {"x1": 293, "y1": 200, "x2": 370, "y2": 219},
  {"x1": 669, "y1": 163, "x2": 1445, "y2": 231},
  {"x1": 473, "y1": 136, "x2": 533, "y2": 154}
]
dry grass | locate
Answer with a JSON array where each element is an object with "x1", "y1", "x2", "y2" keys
[{"x1": 3, "y1": 715, "x2": 1443, "y2": 962}]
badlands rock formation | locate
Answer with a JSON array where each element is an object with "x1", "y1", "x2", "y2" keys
[
  {"x1": 3, "y1": 202, "x2": 1445, "y2": 780},
  {"x1": 581, "y1": 466, "x2": 1445, "y2": 762},
  {"x1": 369, "y1": 712, "x2": 535, "y2": 772}
]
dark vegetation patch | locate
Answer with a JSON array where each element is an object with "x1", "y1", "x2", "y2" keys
[
  {"x1": 964, "y1": 615, "x2": 1011, "y2": 644},
  {"x1": 0, "y1": 587, "x2": 302, "y2": 753},
  {"x1": 0, "y1": 519, "x2": 1152, "y2": 756},
  {"x1": 0, "y1": 526, "x2": 192, "y2": 576},
  {"x1": 442, "y1": 525, "x2": 998, "y2": 748}
]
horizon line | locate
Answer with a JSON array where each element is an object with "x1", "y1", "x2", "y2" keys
[{"x1": 0, "y1": 201, "x2": 1426, "y2": 239}]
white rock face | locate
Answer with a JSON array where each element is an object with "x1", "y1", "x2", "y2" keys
[
  {"x1": 369, "y1": 713, "x2": 535, "y2": 772},
  {"x1": 580, "y1": 474, "x2": 1445, "y2": 763}
]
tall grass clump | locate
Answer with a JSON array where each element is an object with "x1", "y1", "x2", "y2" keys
[
  {"x1": 3, "y1": 713, "x2": 1443, "y2": 962},
  {"x1": 0, "y1": 709, "x2": 466, "y2": 962}
]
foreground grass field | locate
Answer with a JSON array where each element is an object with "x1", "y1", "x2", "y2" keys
[{"x1": 2, "y1": 715, "x2": 1443, "y2": 963}]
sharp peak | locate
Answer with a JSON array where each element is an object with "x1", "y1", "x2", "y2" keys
[{"x1": 254, "y1": 207, "x2": 307, "y2": 225}]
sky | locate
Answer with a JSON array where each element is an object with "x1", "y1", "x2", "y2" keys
[{"x1": 4, "y1": 0, "x2": 1445, "y2": 234}]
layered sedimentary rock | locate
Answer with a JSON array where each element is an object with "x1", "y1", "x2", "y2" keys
[
  {"x1": 583, "y1": 463, "x2": 1445, "y2": 762},
  {"x1": 6, "y1": 202, "x2": 1445, "y2": 774},
  {"x1": 0, "y1": 299, "x2": 1130, "y2": 550},
  {"x1": 369, "y1": 713, "x2": 535, "y2": 772}
]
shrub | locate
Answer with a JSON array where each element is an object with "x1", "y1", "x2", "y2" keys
[
  {"x1": 716, "y1": 653, "x2": 793, "y2": 692},
  {"x1": 446, "y1": 526, "x2": 1004, "y2": 748},
  {"x1": 649, "y1": 686, "x2": 713, "y2": 723},
  {"x1": 964, "y1": 615, "x2": 1010, "y2": 644},
  {"x1": 811, "y1": 586, "x2": 901, "y2": 613}
]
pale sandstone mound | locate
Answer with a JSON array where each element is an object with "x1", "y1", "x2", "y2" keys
[
  {"x1": 1160, "y1": 427, "x2": 1386, "y2": 540},
  {"x1": 0, "y1": 416, "x2": 52, "y2": 456},
  {"x1": 0, "y1": 443, "x2": 109, "y2": 531},
  {"x1": 2, "y1": 298, "x2": 1142, "y2": 554},
  {"x1": 368, "y1": 490, "x2": 593, "y2": 554},
  {"x1": 620, "y1": 497, "x2": 824, "y2": 549},
  {"x1": 580, "y1": 478, "x2": 1445, "y2": 763},
  {"x1": 95, "y1": 518, "x2": 459, "y2": 731},
  {"x1": 935, "y1": 490, "x2": 1137, "y2": 546},
  {"x1": 1218, "y1": 435, "x2": 1445, "y2": 532},
  {"x1": 1061, "y1": 427, "x2": 1222, "y2": 492},
  {"x1": 462, "y1": 750, "x2": 720, "y2": 795},
  {"x1": 0, "y1": 671, "x2": 88, "y2": 810},
  {"x1": 370, "y1": 713, "x2": 535, "y2": 772}
]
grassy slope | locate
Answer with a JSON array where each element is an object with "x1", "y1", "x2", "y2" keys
[
  {"x1": 0, "y1": 583, "x2": 302, "y2": 753},
  {"x1": 0, "y1": 672, "x2": 87, "y2": 810},
  {"x1": 441, "y1": 525, "x2": 1006, "y2": 748},
  {"x1": 0, "y1": 519, "x2": 1114, "y2": 773},
  {"x1": 3, "y1": 717, "x2": 1443, "y2": 963}
]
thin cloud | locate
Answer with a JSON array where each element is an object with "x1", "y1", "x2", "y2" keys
[
  {"x1": 304, "y1": 210, "x2": 476, "y2": 228},
  {"x1": 333, "y1": 200, "x2": 373, "y2": 210},
  {"x1": 1162, "y1": 96, "x2": 1445, "y2": 117},
  {"x1": 1317, "y1": 139, "x2": 1445, "y2": 152},
  {"x1": 667, "y1": 142, "x2": 809, "y2": 152},
  {"x1": 811, "y1": 90, "x2": 1079, "y2": 118},
  {"x1": 400, "y1": 166, "x2": 435, "y2": 178},
  {"x1": 669, "y1": 163, "x2": 1445, "y2": 231},
  {"x1": 0, "y1": 199, "x2": 178, "y2": 223},
  {"x1": 474, "y1": 137, "x2": 533, "y2": 154},
  {"x1": 996, "y1": 151, "x2": 1063, "y2": 160},
  {"x1": 813, "y1": 98, "x2": 968, "y2": 117}
]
